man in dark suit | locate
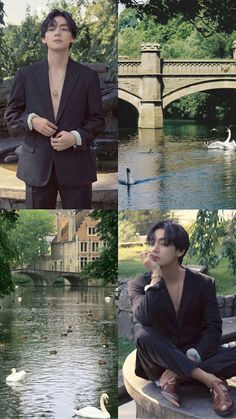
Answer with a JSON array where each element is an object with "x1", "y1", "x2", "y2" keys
[
  {"x1": 5, "y1": 10, "x2": 104, "y2": 209},
  {"x1": 129, "y1": 220, "x2": 236, "y2": 416}
]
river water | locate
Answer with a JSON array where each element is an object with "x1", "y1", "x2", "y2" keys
[
  {"x1": 0, "y1": 285, "x2": 117, "y2": 419},
  {"x1": 119, "y1": 120, "x2": 236, "y2": 209}
]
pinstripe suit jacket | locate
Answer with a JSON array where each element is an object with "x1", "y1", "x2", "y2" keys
[
  {"x1": 5, "y1": 58, "x2": 104, "y2": 187},
  {"x1": 129, "y1": 268, "x2": 222, "y2": 378}
]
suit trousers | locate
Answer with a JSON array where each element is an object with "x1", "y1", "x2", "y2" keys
[
  {"x1": 26, "y1": 164, "x2": 92, "y2": 209},
  {"x1": 135, "y1": 324, "x2": 236, "y2": 381}
]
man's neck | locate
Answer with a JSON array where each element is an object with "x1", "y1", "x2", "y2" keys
[
  {"x1": 160, "y1": 263, "x2": 185, "y2": 284},
  {"x1": 47, "y1": 49, "x2": 69, "y2": 70}
]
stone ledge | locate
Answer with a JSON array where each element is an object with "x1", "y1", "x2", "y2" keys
[
  {"x1": 0, "y1": 167, "x2": 117, "y2": 208},
  {"x1": 123, "y1": 350, "x2": 236, "y2": 419}
]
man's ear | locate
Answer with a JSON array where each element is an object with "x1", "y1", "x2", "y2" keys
[
  {"x1": 42, "y1": 37, "x2": 47, "y2": 44},
  {"x1": 176, "y1": 248, "x2": 185, "y2": 258}
]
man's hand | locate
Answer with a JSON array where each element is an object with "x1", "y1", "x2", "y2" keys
[
  {"x1": 50, "y1": 131, "x2": 76, "y2": 151},
  {"x1": 32, "y1": 116, "x2": 57, "y2": 137},
  {"x1": 140, "y1": 250, "x2": 159, "y2": 274}
]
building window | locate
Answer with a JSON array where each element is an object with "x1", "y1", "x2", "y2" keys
[
  {"x1": 91, "y1": 256, "x2": 99, "y2": 261},
  {"x1": 88, "y1": 226, "x2": 96, "y2": 236},
  {"x1": 80, "y1": 256, "x2": 88, "y2": 270},
  {"x1": 80, "y1": 242, "x2": 87, "y2": 252},
  {"x1": 92, "y1": 242, "x2": 99, "y2": 252}
]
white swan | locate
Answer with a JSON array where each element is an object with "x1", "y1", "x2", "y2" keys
[
  {"x1": 104, "y1": 296, "x2": 111, "y2": 303},
  {"x1": 72, "y1": 393, "x2": 110, "y2": 418},
  {"x1": 206, "y1": 127, "x2": 236, "y2": 150},
  {"x1": 6, "y1": 368, "x2": 26, "y2": 382}
]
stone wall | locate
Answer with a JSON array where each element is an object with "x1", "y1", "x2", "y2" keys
[{"x1": 118, "y1": 279, "x2": 236, "y2": 341}]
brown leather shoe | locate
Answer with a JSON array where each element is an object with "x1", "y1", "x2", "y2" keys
[
  {"x1": 160, "y1": 374, "x2": 181, "y2": 407},
  {"x1": 211, "y1": 378, "x2": 235, "y2": 416}
]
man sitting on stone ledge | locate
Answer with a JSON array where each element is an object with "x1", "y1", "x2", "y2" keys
[{"x1": 128, "y1": 220, "x2": 236, "y2": 417}]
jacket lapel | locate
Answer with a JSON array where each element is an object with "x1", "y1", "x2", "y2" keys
[
  {"x1": 55, "y1": 58, "x2": 80, "y2": 124},
  {"x1": 177, "y1": 268, "x2": 199, "y2": 328},
  {"x1": 33, "y1": 59, "x2": 55, "y2": 122},
  {"x1": 155, "y1": 280, "x2": 178, "y2": 324}
]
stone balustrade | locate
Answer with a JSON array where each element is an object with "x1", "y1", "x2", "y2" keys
[{"x1": 163, "y1": 60, "x2": 236, "y2": 75}]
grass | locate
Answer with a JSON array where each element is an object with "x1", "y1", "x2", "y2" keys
[
  {"x1": 119, "y1": 246, "x2": 236, "y2": 295},
  {"x1": 118, "y1": 246, "x2": 147, "y2": 279}
]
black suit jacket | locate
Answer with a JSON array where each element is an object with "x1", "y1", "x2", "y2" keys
[
  {"x1": 129, "y1": 268, "x2": 222, "y2": 376},
  {"x1": 5, "y1": 58, "x2": 104, "y2": 187}
]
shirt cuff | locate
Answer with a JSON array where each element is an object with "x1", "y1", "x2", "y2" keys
[
  {"x1": 71, "y1": 130, "x2": 82, "y2": 147},
  {"x1": 144, "y1": 284, "x2": 154, "y2": 292},
  {"x1": 27, "y1": 113, "x2": 39, "y2": 130},
  {"x1": 186, "y1": 348, "x2": 201, "y2": 362}
]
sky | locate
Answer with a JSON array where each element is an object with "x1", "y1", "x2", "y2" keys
[{"x1": 4, "y1": 0, "x2": 49, "y2": 25}]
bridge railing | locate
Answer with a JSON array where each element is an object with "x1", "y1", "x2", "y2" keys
[
  {"x1": 162, "y1": 60, "x2": 236, "y2": 75},
  {"x1": 118, "y1": 59, "x2": 141, "y2": 75},
  {"x1": 118, "y1": 58, "x2": 236, "y2": 76}
]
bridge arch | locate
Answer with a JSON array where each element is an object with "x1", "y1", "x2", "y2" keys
[
  {"x1": 163, "y1": 79, "x2": 236, "y2": 108},
  {"x1": 118, "y1": 89, "x2": 141, "y2": 113}
]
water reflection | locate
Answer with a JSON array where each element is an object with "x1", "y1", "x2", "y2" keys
[
  {"x1": 119, "y1": 121, "x2": 236, "y2": 209},
  {"x1": 0, "y1": 285, "x2": 117, "y2": 419}
]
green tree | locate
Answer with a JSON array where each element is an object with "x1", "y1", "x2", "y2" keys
[
  {"x1": 118, "y1": 220, "x2": 136, "y2": 242},
  {"x1": 1, "y1": 0, "x2": 117, "y2": 79},
  {"x1": 10, "y1": 211, "x2": 54, "y2": 268},
  {"x1": 119, "y1": 9, "x2": 235, "y2": 60},
  {"x1": 221, "y1": 214, "x2": 236, "y2": 275},
  {"x1": 119, "y1": 0, "x2": 236, "y2": 38},
  {"x1": 1, "y1": 7, "x2": 44, "y2": 79},
  {"x1": 85, "y1": 210, "x2": 117, "y2": 284},
  {"x1": 0, "y1": 0, "x2": 5, "y2": 73},
  {"x1": 189, "y1": 210, "x2": 225, "y2": 269},
  {"x1": 0, "y1": 210, "x2": 19, "y2": 297},
  {"x1": 119, "y1": 210, "x2": 176, "y2": 235}
]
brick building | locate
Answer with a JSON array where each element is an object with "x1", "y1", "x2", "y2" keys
[{"x1": 35, "y1": 211, "x2": 102, "y2": 272}]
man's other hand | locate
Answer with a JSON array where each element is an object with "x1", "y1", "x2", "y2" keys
[
  {"x1": 160, "y1": 369, "x2": 179, "y2": 388},
  {"x1": 50, "y1": 131, "x2": 76, "y2": 151},
  {"x1": 32, "y1": 116, "x2": 57, "y2": 137}
]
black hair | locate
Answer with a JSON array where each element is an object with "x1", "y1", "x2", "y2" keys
[
  {"x1": 41, "y1": 10, "x2": 77, "y2": 39},
  {"x1": 147, "y1": 220, "x2": 190, "y2": 265}
]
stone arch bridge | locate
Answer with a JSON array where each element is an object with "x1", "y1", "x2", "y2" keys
[
  {"x1": 12, "y1": 269, "x2": 87, "y2": 287},
  {"x1": 118, "y1": 42, "x2": 236, "y2": 128}
]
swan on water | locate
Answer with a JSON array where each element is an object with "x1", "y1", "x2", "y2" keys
[
  {"x1": 206, "y1": 127, "x2": 236, "y2": 150},
  {"x1": 72, "y1": 393, "x2": 110, "y2": 418},
  {"x1": 125, "y1": 168, "x2": 135, "y2": 185},
  {"x1": 118, "y1": 168, "x2": 173, "y2": 186},
  {"x1": 6, "y1": 368, "x2": 26, "y2": 382},
  {"x1": 104, "y1": 296, "x2": 111, "y2": 303}
]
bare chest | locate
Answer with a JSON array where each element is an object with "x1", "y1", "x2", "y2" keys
[
  {"x1": 48, "y1": 71, "x2": 66, "y2": 119},
  {"x1": 165, "y1": 280, "x2": 184, "y2": 314}
]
